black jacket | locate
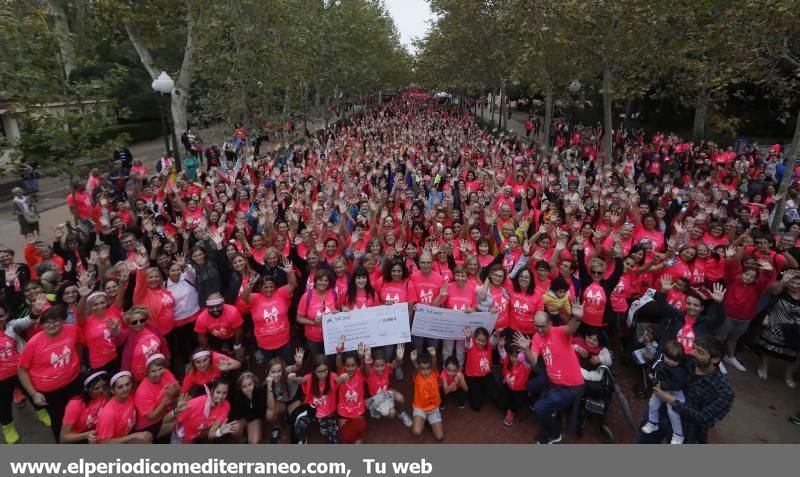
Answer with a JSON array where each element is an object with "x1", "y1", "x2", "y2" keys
[{"x1": 650, "y1": 355, "x2": 688, "y2": 392}]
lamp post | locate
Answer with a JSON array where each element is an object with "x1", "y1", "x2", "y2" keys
[{"x1": 151, "y1": 71, "x2": 182, "y2": 171}]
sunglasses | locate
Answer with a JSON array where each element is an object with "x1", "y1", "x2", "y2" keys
[{"x1": 129, "y1": 318, "x2": 147, "y2": 325}]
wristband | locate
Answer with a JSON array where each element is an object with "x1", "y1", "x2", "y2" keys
[
  {"x1": 215, "y1": 427, "x2": 224, "y2": 438},
  {"x1": 233, "y1": 344, "x2": 242, "y2": 350}
]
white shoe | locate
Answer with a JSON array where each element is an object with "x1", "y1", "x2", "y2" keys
[
  {"x1": 724, "y1": 355, "x2": 746, "y2": 372},
  {"x1": 718, "y1": 362, "x2": 728, "y2": 375},
  {"x1": 641, "y1": 422, "x2": 659, "y2": 434},
  {"x1": 757, "y1": 368, "x2": 768, "y2": 380},
  {"x1": 670, "y1": 434, "x2": 684, "y2": 445}
]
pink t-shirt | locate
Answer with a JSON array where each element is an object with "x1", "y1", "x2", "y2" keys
[
  {"x1": 177, "y1": 395, "x2": 230, "y2": 443},
  {"x1": 180, "y1": 352, "x2": 230, "y2": 393},
  {"x1": 134, "y1": 370, "x2": 178, "y2": 429},
  {"x1": 19, "y1": 324, "x2": 82, "y2": 392},
  {"x1": 194, "y1": 304, "x2": 244, "y2": 340},
  {"x1": 508, "y1": 291, "x2": 540, "y2": 334},
  {"x1": 501, "y1": 357, "x2": 531, "y2": 391},
  {"x1": 336, "y1": 369, "x2": 366, "y2": 418},
  {"x1": 96, "y1": 395, "x2": 136, "y2": 440},
  {"x1": 130, "y1": 328, "x2": 164, "y2": 382},
  {"x1": 582, "y1": 282, "x2": 608, "y2": 327},
  {"x1": 0, "y1": 331, "x2": 21, "y2": 381},
  {"x1": 297, "y1": 290, "x2": 337, "y2": 342},
  {"x1": 531, "y1": 326, "x2": 584, "y2": 386},
  {"x1": 344, "y1": 288, "x2": 378, "y2": 310},
  {"x1": 82, "y1": 314, "x2": 121, "y2": 369},
  {"x1": 366, "y1": 368, "x2": 390, "y2": 395},
  {"x1": 464, "y1": 342, "x2": 492, "y2": 377},
  {"x1": 410, "y1": 270, "x2": 444, "y2": 305},
  {"x1": 302, "y1": 373, "x2": 339, "y2": 418},
  {"x1": 63, "y1": 396, "x2": 107, "y2": 434},
  {"x1": 250, "y1": 287, "x2": 292, "y2": 350},
  {"x1": 377, "y1": 279, "x2": 416, "y2": 305},
  {"x1": 610, "y1": 273, "x2": 634, "y2": 313},
  {"x1": 488, "y1": 286, "x2": 511, "y2": 330},
  {"x1": 444, "y1": 283, "x2": 477, "y2": 311}
]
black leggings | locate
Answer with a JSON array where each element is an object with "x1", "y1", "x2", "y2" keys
[
  {"x1": 0, "y1": 375, "x2": 46, "y2": 426},
  {"x1": 43, "y1": 377, "x2": 82, "y2": 442},
  {"x1": 465, "y1": 374, "x2": 498, "y2": 411},
  {"x1": 497, "y1": 383, "x2": 527, "y2": 413}
]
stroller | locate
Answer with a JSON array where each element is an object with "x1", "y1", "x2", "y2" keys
[{"x1": 575, "y1": 365, "x2": 616, "y2": 442}]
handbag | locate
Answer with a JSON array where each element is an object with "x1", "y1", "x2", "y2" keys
[{"x1": 23, "y1": 210, "x2": 39, "y2": 224}]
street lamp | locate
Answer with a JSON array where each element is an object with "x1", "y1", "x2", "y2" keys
[{"x1": 151, "y1": 71, "x2": 182, "y2": 170}]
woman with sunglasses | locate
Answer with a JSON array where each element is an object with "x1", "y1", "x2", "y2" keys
[
  {"x1": 117, "y1": 306, "x2": 170, "y2": 382},
  {"x1": 17, "y1": 305, "x2": 83, "y2": 442},
  {"x1": 60, "y1": 371, "x2": 109, "y2": 444},
  {"x1": 575, "y1": 239, "x2": 623, "y2": 328},
  {"x1": 95, "y1": 371, "x2": 153, "y2": 444}
]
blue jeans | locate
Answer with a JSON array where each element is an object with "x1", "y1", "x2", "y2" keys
[{"x1": 527, "y1": 373, "x2": 583, "y2": 440}]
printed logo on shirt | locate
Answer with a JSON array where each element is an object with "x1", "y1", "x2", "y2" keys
[
  {"x1": 513, "y1": 300, "x2": 529, "y2": 313},
  {"x1": 50, "y1": 346, "x2": 72, "y2": 368},
  {"x1": 479, "y1": 357, "x2": 490, "y2": 373},
  {"x1": 312, "y1": 395, "x2": 327, "y2": 409},
  {"x1": 419, "y1": 289, "x2": 434, "y2": 304},
  {"x1": 262, "y1": 306, "x2": 279, "y2": 322},
  {"x1": 211, "y1": 327, "x2": 229, "y2": 338},
  {"x1": 141, "y1": 338, "x2": 159, "y2": 358},
  {"x1": 0, "y1": 341, "x2": 14, "y2": 360},
  {"x1": 345, "y1": 388, "x2": 359, "y2": 403},
  {"x1": 384, "y1": 293, "x2": 400, "y2": 304},
  {"x1": 585, "y1": 289, "x2": 603, "y2": 305}
]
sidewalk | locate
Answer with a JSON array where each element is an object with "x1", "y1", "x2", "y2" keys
[{"x1": 476, "y1": 106, "x2": 537, "y2": 142}]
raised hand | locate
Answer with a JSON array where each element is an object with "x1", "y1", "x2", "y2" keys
[
  {"x1": 410, "y1": 349, "x2": 418, "y2": 362},
  {"x1": 660, "y1": 274, "x2": 674, "y2": 291},
  {"x1": 427, "y1": 346, "x2": 436, "y2": 357},
  {"x1": 711, "y1": 283, "x2": 727, "y2": 303},
  {"x1": 396, "y1": 343, "x2": 405, "y2": 361},
  {"x1": 294, "y1": 347, "x2": 305, "y2": 365},
  {"x1": 570, "y1": 297, "x2": 583, "y2": 318},
  {"x1": 512, "y1": 331, "x2": 531, "y2": 350},
  {"x1": 464, "y1": 326, "x2": 473, "y2": 339},
  {"x1": 725, "y1": 246, "x2": 737, "y2": 259},
  {"x1": 757, "y1": 259, "x2": 774, "y2": 271}
]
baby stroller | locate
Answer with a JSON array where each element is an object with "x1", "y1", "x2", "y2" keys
[
  {"x1": 575, "y1": 365, "x2": 616, "y2": 442},
  {"x1": 633, "y1": 348, "x2": 657, "y2": 399}
]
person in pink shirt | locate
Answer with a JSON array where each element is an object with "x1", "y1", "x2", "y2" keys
[
  {"x1": 60, "y1": 371, "x2": 109, "y2": 444},
  {"x1": 173, "y1": 378, "x2": 238, "y2": 443},
  {"x1": 462, "y1": 326, "x2": 496, "y2": 411},
  {"x1": 508, "y1": 268, "x2": 540, "y2": 335},
  {"x1": 297, "y1": 269, "x2": 339, "y2": 358},
  {"x1": 76, "y1": 289, "x2": 124, "y2": 374},
  {"x1": 433, "y1": 265, "x2": 477, "y2": 367},
  {"x1": 515, "y1": 300, "x2": 586, "y2": 444},
  {"x1": 243, "y1": 261, "x2": 297, "y2": 364},
  {"x1": 133, "y1": 252, "x2": 177, "y2": 337},
  {"x1": 96, "y1": 371, "x2": 153, "y2": 444},
  {"x1": 180, "y1": 348, "x2": 241, "y2": 394},
  {"x1": 287, "y1": 355, "x2": 348, "y2": 444},
  {"x1": 335, "y1": 338, "x2": 368, "y2": 443},
  {"x1": 194, "y1": 294, "x2": 244, "y2": 358},
  {"x1": 134, "y1": 354, "x2": 180, "y2": 441}
]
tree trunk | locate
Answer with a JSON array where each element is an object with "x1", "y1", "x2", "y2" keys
[
  {"x1": 499, "y1": 81, "x2": 506, "y2": 131},
  {"x1": 771, "y1": 107, "x2": 800, "y2": 233},
  {"x1": 602, "y1": 60, "x2": 614, "y2": 165},
  {"x1": 692, "y1": 95, "x2": 709, "y2": 142},
  {"x1": 490, "y1": 89, "x2": 495, "y2": 124},
  {"x1": 542, "y1": 80, "x2": 554, "y2": 153},
  {"x1": 46, "y1": 0, "x2": 77, "y2": 83},
  {"x1": 623, "y1": 99, "x2": 633, "y2": 132}
]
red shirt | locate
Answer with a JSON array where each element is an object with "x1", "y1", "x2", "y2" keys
[
  {"x1": 250, "y1": 287, "x2": 292, "y2": 350},
  {"x1": 443, "y1": 283, "x2": 476, "y2": 311},
  {"x1": 130, "y1": 328, "x2": 164, "y2": 382},
  {"x1": 337, "y1": 369, "x2": 366, "y2": 418},
  {"x1": 177, "y1": 395, "x2": 230, "y2": 443},
  {"x1": 488, "y1": 286, "x2": 511, "y2": 330},
  {"x1": 302, "y1": 373, "x2": 339, "y2": 418},
  {"x1": 582, "y1": 282, "x2": 608, "y2": 327},
  {"x1": 63, "y1": 396, "x2": 107, "y2": 434},
  {"x1": 19, "y1": 324, "x2": 83, "y2": 392},
  {"x1": 501, "y1": 357, "x2": 531, "y2": 391},
  {"x1": 81, "y1": 314, "x2": 121, "y2": 369},
  {"x1": 509, "y1": 291, "x2": 540, "y2": 334},
  {"x1": 531, "y1": 326, "x2": 584, "y2": 386},
  {"x1": 297, "y1": 290, "x2": 337, "y2": 342},
  {"x1": 376, "y1": 279, "x2": 416, "y2": 304},
  {"x1": 366, "y1": 368, "x2": 391, "y2": 395},
  {"x1": 409, "y1": 270, "x2": 444, "y2": 305},
  {"x1": 181, "y1": 352, "x2": 231, "y2": 393},
  {"x1": 96, "y1": 395, "x2": 136, "y2": 440},
  {"x1": 344, "y1": 288, "x2": 378, "y2": 310},
  {"x1": 194, "y1": 304, "x2": 244, "y2": 340},
  {"x1": 464, "y1": 342, "x2": 492, "y2": 377},
  {"x1": 0, "y1": 330, "x2": 21, "y2": 381},
  {"x1": 66, "y1": 191, "x2": 95, "y2": 220},
  {"x1": 676, "y1": 317, "x2": 697, "y2": 353},
  {"x1": 135, "y1": 370, "x2": 178, "y2": 429}
]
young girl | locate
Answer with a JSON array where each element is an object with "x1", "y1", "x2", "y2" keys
[
  {"x1": 173, "y1": 378, "x2": 238, "y2": 444},
  {"x1": 439, "y1": 356, "x2": 468, "y2": 410},
  {"x1": 287, "y1": 355, "x2": 347, "y2": 444},
  {"x1": 410, "y1": 347, "x2": 444, "y2": 441},
  {"x1": 133, "y1": 354, "x2": 180, "y2": 442},
  {"x1": 96, "y1": 372, "x2": 153, "y2": 444},
  {"x1": 335, "y1": 337, "x2": 368, "y2": 444},
  {"x1": 180, "y1": 348, "x2": 241, "y2": 395},
  {"x1": 433, "y1": 265, "x2": 477, "y2": 368},
  {"x1": 230, "y1": 372, "x2": 266, "y2": 444},
  {"x1": 265, "y1": 352, "x2": 304, "y2": 443},
  {"x1": 363, "y1": 345, "x2": 413, "y2": 427},
  {"x1": 497, "y1": 337, "x2": 531, "y2": 426},
  {"x1": 463, "y1": 326, "x2": 497, "y2": 411}
]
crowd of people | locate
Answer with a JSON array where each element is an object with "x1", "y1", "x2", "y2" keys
[{"x1": 1, "y1": 88, "x2": 799, "y2": 445}]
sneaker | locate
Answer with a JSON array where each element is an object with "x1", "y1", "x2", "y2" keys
[
  {"x1": 394, "y1": 366, "x2": 404, "y2": 381},
  {"x1": 789, "y1": 413, "x2": 800, "y2": 425},
  {"x1": 36, "y1": 408, "x2": 51, "y2": 428},
  {"x1": 2, "y1": 423, "x2": 20, "y2": 444},
  {"x1": 457, "y1": 402, "x2": 465, "y2": 410},
  {"x1": 757, "y1": 368, "x2": 768, "y2": 380},
  {"x1": 503, "y1": 410, "x2": 514, "y2": 426},
  {"x1": 786, "y1": 378, "x2": 797, "y2": 389},
  {"x1": 641, "y1": 422, "x2": 659, "y2": 434},
  {"x1": 270, "y1": 427, "x2": 281, "y2": 444},
  {"x1": 718, "y1": 362, "x2": 727, "y2": 375},
  {"x1": 439, "y1": 402, "x2": 446, "y2": 411},
  {"x1": 399, "y1": 411, "x2": 413, "y2": 428},
  {"x1": 536, "y1": 434, "x2": 562, "y2": 444},
  {"x1": 724, "y1": 355, "x2": 746, "y2": 372},
  {"x1": 670, "y1": 433, "x2": 684, "y2": 445}
]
